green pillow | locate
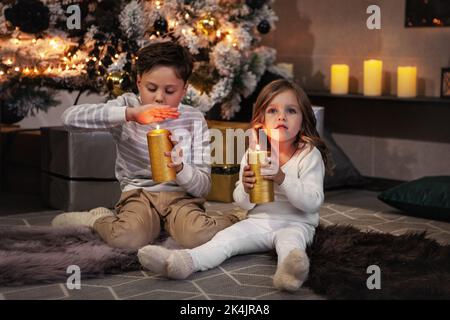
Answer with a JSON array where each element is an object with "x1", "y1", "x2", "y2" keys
[{"x1": 378, "y1": 176, "x2": 450, "y2": 222}]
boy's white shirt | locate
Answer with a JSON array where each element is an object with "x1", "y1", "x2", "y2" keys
[
  {"x1": 61, "y1": 92, "x2": 212, "y2": 198},
  {"x1": 233, "y1": 145, "x2": 325, "y2": 227}
]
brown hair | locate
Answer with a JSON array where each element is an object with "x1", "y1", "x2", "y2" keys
[
  {"x1": 251, "y1": 79, "x2": 334, "y2": 175},
  {"x1": 136, "y1": 41, "x2": 193, "y2": 83}
]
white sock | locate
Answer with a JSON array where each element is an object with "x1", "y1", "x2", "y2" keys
[
  {"x1": 137, "y1": 245, "x2": 171, "y2": 274},
  {"x1": 273, "y1": 249, "x2": 310, "y2": 292},
  {"x1": 166, "y1": 250, "x2": 196, "y2": 280}
]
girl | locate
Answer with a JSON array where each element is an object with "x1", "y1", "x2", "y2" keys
[{"x1": 137, "y1": 79, "x2": 333, "y2": 292}]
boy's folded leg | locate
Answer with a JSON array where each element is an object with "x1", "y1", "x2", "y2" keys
[
  {"x1": 272, "y1": 249, "x2": 310, "y2": 292},
  {"x1": 163, "y1": 194, "x2": 244, "y2": 249},
  {"x1": 137, "y1": 245, "x2": 172, "y2": 274},
  {"x1": 51, "y1": 207, "x2": 115, "y2": 228}
]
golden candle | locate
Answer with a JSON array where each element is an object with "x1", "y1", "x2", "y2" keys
[
  {"x1": 397, "y1": 66, "x2": 417, "y2": 98},
  {"x1": 364, "y1": 59, "x2": 383, "y2": 96},
  {"x1": 248, "y1": 146, "x2": 274, "y2": 204},
  {"x1": 331, "y1": 64, "x2": 349, "y2": 94},
  {"x1": 147, "y1": 126, "x2": 176, "y2": 182}
]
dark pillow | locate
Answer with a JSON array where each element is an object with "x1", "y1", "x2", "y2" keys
[
  {"x1": 322, "y1": 129, "x2": 367, "y2": 190},
  {"x1": 378, "y1": 176, "x2": 450, "y2": 222}
]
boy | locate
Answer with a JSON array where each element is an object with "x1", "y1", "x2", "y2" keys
[{"x1": 52, "y1": 41, "x2": 240, "y2": 250}]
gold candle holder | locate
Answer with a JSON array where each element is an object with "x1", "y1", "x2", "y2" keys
[
  {"x1": 248, "y1": 147, "x2": 274, "y2": 204},
  {"x1": 147, "y1": 126, "x2": 177, "y2": 182}
]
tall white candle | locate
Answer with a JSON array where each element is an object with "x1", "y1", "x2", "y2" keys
[
  {"x1": 364, "y1": 59, "x2": 383, "y2": 96},
  {"x1": 331, "y1": 64, "x2": 350, "y2": 94},
  {"x1": 397, "y1": 66, "x2": 417, "y2": 98}
]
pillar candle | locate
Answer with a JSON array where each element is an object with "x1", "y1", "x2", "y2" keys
[
  {"x1": 364, "y1": 59, "x2": 383, "y2": 96},
  {"x1": 248, "y1": 145, "x2": 274, "y2": 204},
  {"x1": 397, "y1": 66, "x2": 417, "y2": 98},
  {"x1": 147, "y1": 125, "x2": 176, "y2": 182},
  {"x1": 331, "y1": 64, "x2": 350, "y2": 94}
]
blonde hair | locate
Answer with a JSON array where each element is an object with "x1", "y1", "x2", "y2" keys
[{"x1": 251, "y1": 79, "x2": 334, "y2": 175}]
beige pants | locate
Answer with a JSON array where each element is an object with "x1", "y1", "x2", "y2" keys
[{"x1": 93, "y1": 189, "x2": 239, "y2": 250}]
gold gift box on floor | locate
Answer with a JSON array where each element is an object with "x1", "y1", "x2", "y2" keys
[
  {"x1": 206, "y1": 166, "x2": 240, "y2": 203},
  {"x1": 206, "y1": 120, "x2": 251, "y2": 167},
  {"x1": 206, "y1": 120, "x2": 251, "y2": 202}
]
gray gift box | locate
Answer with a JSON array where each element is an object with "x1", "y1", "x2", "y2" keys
[{"x1": 40, "y1": 126, "x2": 121, "y2": 211}]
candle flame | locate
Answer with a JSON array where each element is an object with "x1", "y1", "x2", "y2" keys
[{"x1": 156, "y1": 125, "x2": 160, "y2": 130}]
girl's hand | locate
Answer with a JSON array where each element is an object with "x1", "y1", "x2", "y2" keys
[
  {"x1": 164, "y1": 135, "x2": 184, "y2": 173},
  {"x1": 126, "y1": 104, "x2": 179, "y2": 124},
  {"x1": 261, "y1": 156, "x2": 285, "y2": 185},
  {"x1": 242, "y1": 165, "x2": 256, "y2": 194},
  {"x1": 262, "y1": 167, "x2": 286, "y2": 185}
]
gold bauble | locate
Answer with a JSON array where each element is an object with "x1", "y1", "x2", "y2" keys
[
  {"x1": 198, "y1": 14, "x2": 219, "y2": 35},
  {"x1": 106, "y1": 71, "x2": 125, "y2": 97}
]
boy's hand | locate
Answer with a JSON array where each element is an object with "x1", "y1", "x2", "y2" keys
[
  {"x1": 164, "y1": 135, "x2": 184, "y2": 173},
  {"x1": 242, "y1": 165, "x2": 256, "y2": 194},
  {"x1": 126, "y1": 104, "x2": 179, "y2": 124}
]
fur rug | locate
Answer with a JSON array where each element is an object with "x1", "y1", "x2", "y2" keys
[{"x1": 1, "y1": 225, "x2": 449, "y2": 299}]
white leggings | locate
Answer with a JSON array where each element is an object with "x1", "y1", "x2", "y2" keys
[{"x1": 188, "y1": 217, "x2": 316, "y2": 272}]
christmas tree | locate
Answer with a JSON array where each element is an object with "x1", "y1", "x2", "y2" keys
[{"x1": 0, "y1": 0, "x2": 290, "y2": 121}]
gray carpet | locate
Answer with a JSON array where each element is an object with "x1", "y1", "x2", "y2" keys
[{"x1": 0, "y1": 189, "x2": 449, "y2": 300}]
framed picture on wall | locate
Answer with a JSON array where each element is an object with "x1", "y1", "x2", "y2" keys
[{"x1": 441, "y1": 68, "x2": 450, "y2": 99}]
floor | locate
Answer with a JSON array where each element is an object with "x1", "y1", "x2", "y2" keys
[{"x1": 0, "y1": 189, "x2": 449, "y2": 300}]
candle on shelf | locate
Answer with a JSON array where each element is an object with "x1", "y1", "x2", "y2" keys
[
  {"x1": 363, "y1": 59, "x2": 383, "y2": 96},
  {"x1": 330, "y1": 64, "x2": 349, "y2": 94},
  {"x1": 147, "y1": 125, "x2": 176, "y2": 182},
  {"x1": 248, "y1": 145, "x2": 274, "y2": 204},
  {"x1": 397, "y1": 66, "x2": 417, "y2": 98}
]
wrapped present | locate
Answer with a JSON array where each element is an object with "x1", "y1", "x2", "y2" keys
[
  {"x1": 206, "y1": 166, "x2": 240, "y2": 203},
  {"x1": 207, "y1": 120, "x2": 251, "y2": 167},
  {"x1": 41, "y1": 126, "x2": 120, "y2": 211}
]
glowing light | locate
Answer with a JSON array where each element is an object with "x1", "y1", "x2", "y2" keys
[
  {"x1": 114, "y1": 54, "x2": 119, "y2": 59},
  {"x1": 49, "y1": 39, "x2": 58, "y2": 49},
  {"x1": 5, "y1": 58, "x2": 13, "y2": 65},
  {"x1": 24, "y1": 67, "x2": 30, "y2": 74},
  {"x1": 15, "y1": 67, "x2": 20, "y2": 72},
  {"x1": 185, "y1": 13, "x2": 190, "y2": 19}
]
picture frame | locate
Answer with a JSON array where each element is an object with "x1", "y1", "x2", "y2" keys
[{"x1": 441, "y1": 68, "x2": 450, "y2": 99}]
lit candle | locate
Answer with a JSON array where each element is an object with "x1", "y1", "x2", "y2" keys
[
  {"x1": 363, "y1": 59, "x2": 383, "y2": 96},
  {"x1": 397, "y1": 66, "x2": 417, "y2": 98},
  {"x1": 330, "y1": 64, "x2": 349, "y2": 94},
  {"x1": 248, "y1": 145, "x2": 274, "y2": 204},
  {"x1": 147, "y1": 125, "x2": 177, "y2": 182}
]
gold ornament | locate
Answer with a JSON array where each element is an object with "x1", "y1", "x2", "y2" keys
[
  {"x1": 198, "y1": 14, "x2": 219, "y2": 35},
  {"x1": 106, "y1": 71, "x2": 125, "y2": 97}
]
